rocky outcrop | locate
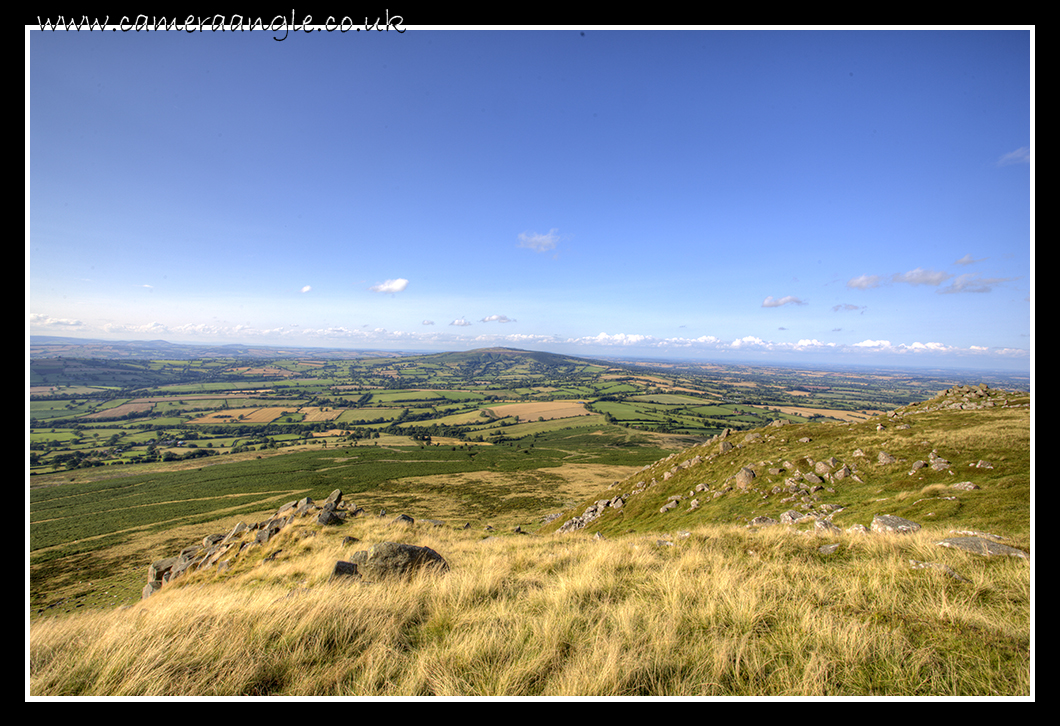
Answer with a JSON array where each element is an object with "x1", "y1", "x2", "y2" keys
[
  {"x1": 558, "y1": 495, "x2": 626, "y2": 533},
  {"x1": 141, "y1": 490, "x2": 402, "y2": 599}
]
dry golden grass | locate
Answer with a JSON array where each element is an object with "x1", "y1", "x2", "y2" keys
[
  {"x1": 28, "y1": 518, "x2": 1031, "y2": 697},
  {"x1": 186, "y1": 407, "x2": 289, "y2": 424},
  {"x1": 486, "y1": 401, "x2": 591, "y2": 422},
  {"x1": 299, "y1": 407, "x2": 343, "y2": 423}
]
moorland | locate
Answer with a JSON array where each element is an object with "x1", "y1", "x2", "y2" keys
[{"x1": 27, "y1": 342, "x2": 1032, "y2": 697}]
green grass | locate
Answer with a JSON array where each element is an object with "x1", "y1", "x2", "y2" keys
[{"x1": 542, "y1": 394, "x2": 1031, "y2": 545}]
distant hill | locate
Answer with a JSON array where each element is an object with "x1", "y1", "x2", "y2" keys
[
  {"x1": 29, "y1": 338, "x2": 612, "y2": 374},
  {"x1": 419, "y1": 347, "x2": 600, "y2": 369},
  {"x1": 28, "y1": 336, "x2": 419, "y2": 361}
]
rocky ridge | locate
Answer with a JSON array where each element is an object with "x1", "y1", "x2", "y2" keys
[
  {"x1": 553, "y1": 383, "x2": 1029, "y2": 570},
  {"x1": 142, "y1": 488, "x2": 449, "y2": 598}
]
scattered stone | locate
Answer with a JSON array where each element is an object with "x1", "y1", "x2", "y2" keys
[
  {"x1": 735, "y1": 467, "x2": 756, "y2": 489},
  {"x1": 316, "y1": 509, "x2": 344, "y2": 526},
  {"x1": 347, "y1": 542, "x2": 450, "y2": 579},
  {"x1": 909, "y1": 559, "x2": 967, "y2": 581},
  {"x1": 870, "y1": 514, "x2": 921, "y2": 534},
  {"x1": 936, "y1": 537, "x2": 1029, "y2": 559},
  {"x1": 330, "y1": 561, "x2": 360, "y2": 580},
  {"x1": 780, "y1": 509, "x2": 811, "y2": 525},
  {"x1": 929, "y1": 452, "x2": 951, "y2": 471},
  {"x1": 818, "y1": 543, "x2": 840, "y2": 555},
  {"x1": 814, "y1": 519, "x2": 841, "y2": 535}
]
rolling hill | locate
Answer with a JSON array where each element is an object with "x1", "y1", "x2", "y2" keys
[{"x1": 28, "y1": 370, "x2": 1032, "y2": 697}]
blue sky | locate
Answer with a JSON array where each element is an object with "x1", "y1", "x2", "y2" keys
[{"x1": 28, "y1": 25, "x2": 1033, "y2": 372}]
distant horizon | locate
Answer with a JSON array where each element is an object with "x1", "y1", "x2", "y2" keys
[{"x1": 27, "y1": 333, "x2": 1033, "y2": 379}]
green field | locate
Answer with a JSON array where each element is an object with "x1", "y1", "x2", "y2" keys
[{"x1": 29, "y1": 346, "x2": 1029, "y2": 474}]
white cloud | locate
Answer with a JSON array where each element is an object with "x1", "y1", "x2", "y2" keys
[
  {"x1": 301, "y1": 285, "x2": 312, "y2": 293},
  {"x1": 954, "y1": 254, "x2": 984, "y2": 266},
  {"x1": 794, "y1": 339, "x2": 835, "y2": 349},
  {"x1": 853, "y1": 339, "x2": 891, "y2": 348},
  {"x1": 832, "y1": 303, "x2": 865, "y2": 313},
  {"x1": 892, "y1": 268, "x2": 951, "y2": 286},
  {"x1": 762, "y1": 295, "x2": 806, "y2": 308},
  {"x1": 569, "y1": 332, "x2": 654, "y2": 346},
  {"x1": 369, "y1": 278, "x2": 409, "y2": 294},
  {"x1": 422, "y1": 320, "x2": 435, "y2": 325},
  {"x1": 29, "y1": 313, "x2": 85, "y2": 328},
  {"x1": 731, "y1": 335, "x2": 768, "y2": 348},
  {"x1": 997, "y1": 146, "x2": 1030, "y2": 166},
  {"x1": 480, "y1": 314, "x2": 516, "y2": 323},
  {"x1": 940, "y1": 273, "x2": 1014, "y2": 294},
  {"x1": 907, "y1": 341, "x2": 952, "y2": 352},
  {"x1": 517, "y1": 229, "x2": 560, "y2": 253},
  {"x1": 450, "y1": 318, "x2": 472, "y2": 327},
  {"x1": 113, "y1": 321, "x2": 170, "y2": 335},
  {"x1": 847, "y1": 274, "x2": 882, "y2": 290}
]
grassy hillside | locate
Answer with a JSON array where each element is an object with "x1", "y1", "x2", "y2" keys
[
  {"x1": 27, "y1": 384, "x2": 1032, "y2": 697},
  {"x1": 544, "y1": 384, "x2": 1032, "y2": 543}
]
